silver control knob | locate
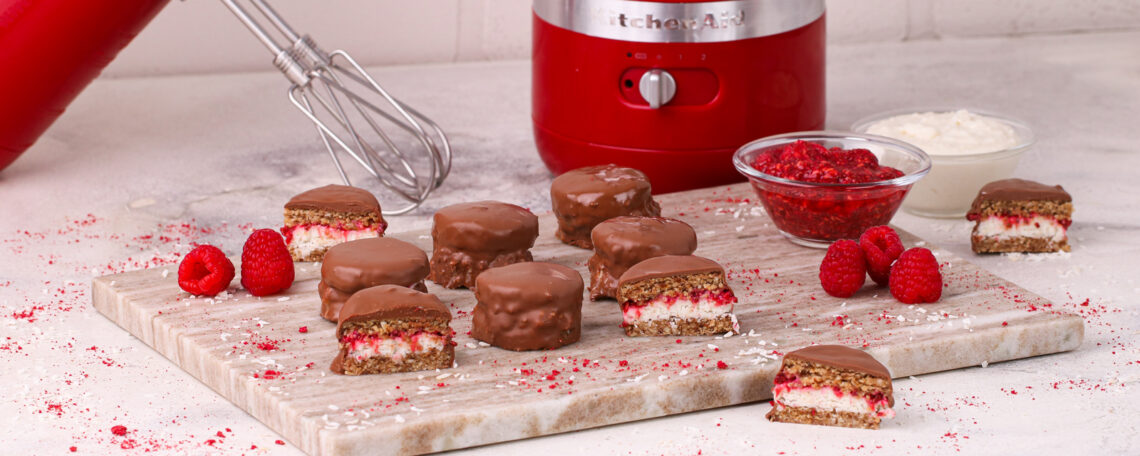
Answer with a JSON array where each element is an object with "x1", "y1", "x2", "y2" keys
[{"x1": 638, "y1": 69, "x2": 676, "y2": 109}]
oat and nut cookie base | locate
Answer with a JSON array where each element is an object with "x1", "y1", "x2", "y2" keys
[
  {"x1": 766, "y1": 406, "x2": 882, "y2": 430},
  {"x1": 971, "y1": 235, "x2": 1070, "y2": 254},
  {"x1": 623, "y1": 314, "x2": 735, "y2": 337}
]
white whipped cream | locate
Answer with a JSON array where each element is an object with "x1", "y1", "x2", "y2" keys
[
  {"x1": 348, "y1": 333, "x2": 446, "y2": 361},
  {"x1": 287, "y1": 226, "x2": 379, "y2": 258},
  {"x1": 623, "y1": 295, "x2": 733, "y2": 325},
  {"x1": 775, "y1": 387, "x2": 894, "y2": 418},
  {"x1": 866, "y1": 110, "x2": 1019, "y2": 156},
  {"x1": 974, "y1": 215, "x2": 1067, "y2": 242}
]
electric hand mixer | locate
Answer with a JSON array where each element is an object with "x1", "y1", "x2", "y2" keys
[{"x1": 222, "y1": 0, "x2": 452, "y2": 215}]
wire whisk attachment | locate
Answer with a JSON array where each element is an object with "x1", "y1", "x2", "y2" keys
[{"x1": 222, "y1": 0, "x2": 451, "y2": 215}]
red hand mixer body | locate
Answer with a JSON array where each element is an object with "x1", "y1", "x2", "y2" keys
[{"x1": 0, "y1": 0, "x2": 169, "y2": 172}]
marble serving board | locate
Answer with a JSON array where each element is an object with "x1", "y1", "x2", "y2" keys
[{"x1": 91, "y1": 183, "x2": 1083, "y2": 456}]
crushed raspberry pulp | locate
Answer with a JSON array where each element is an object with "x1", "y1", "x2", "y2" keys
[{"x1": 748, "y1": 140, "x2": 910, "y2": 241}]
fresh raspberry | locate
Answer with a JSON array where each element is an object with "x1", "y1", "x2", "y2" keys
[
  {"x1": 177, "y1": 245, "x2": 235, "y2": 296},
  {"x1": 241, "y1": 229, "x2": 295, "y2": 296},
  {"x1": 819, "y1": 240, "x2": 866, "y2": 298},
  {"x1": 889, "y1": 247, "x2": 942, "y2": 304},
  {"x1": 859, "y1": 225, "x2": 905, "y2": 286}
]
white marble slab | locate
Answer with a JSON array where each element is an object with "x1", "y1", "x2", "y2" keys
[{"x1": 92, "y1": 184, "x2": 1082, "y2": 455}]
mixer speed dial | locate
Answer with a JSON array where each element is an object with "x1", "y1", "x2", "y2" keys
[{"x1": 638, "y1": 69, "x2": 676, "y2": 109}]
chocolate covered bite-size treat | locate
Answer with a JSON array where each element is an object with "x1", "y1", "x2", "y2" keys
[
  {"x1": 330, "y1": 285, "x2": 454, "y2": 375},
  {"x1": 282, "y1": 184, "x2": 388, "y2": 262},
  {"x1": 617, "y1": 255, "x2": 738, "y2": 337},
  {"x1": 587, "y1": 216, "x2": 697, "y2": 301},
  {"x1": 966, "y1": 178, "x2": 1073, "y2": 253},
  {"x1": 472, "y1": 262, "x2": 584, "y2": 351},
  {"x1": 767, "y1": 345, "x2": 895, "y2": 429},
  {"x1": 429, "y1": 201, "x2": 539, "y2": 289},
  {"x1": 550, "y1": 165, "x2": 661, "y2": 249},
  {"x1": 318, "y1": 237, "x2": 429, "y2": 322}
]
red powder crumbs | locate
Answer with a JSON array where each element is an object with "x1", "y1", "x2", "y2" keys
[
  {"x1": 255, "y1": 340, "x2": 279, "y2": 351},
  {"x1": 275, "y1": 440, "x2": 286, "y2": 445},
  {"x1": 111, "y1": 425, "x2": 128, "y2": 436},
  {"x1": 298, "y1": 326, "x2": 308, "y2": 333},
  {"x1": 717, "y1": 361, "x2": 728, "y2": 369},
  {"x1": 261, "y1": 369, "x2": 281, "y2": 380},
  {"x1": 676, "y1": 339, "x2": 682, "y2": 344},
  {"x1": 618, "y1": 360, "x2": 629, "y2": 367},
  {"x1": 69, "y1": 447, "x2": 77, "y2": 452},
  {"x1": 1002, "y1": 321, "x2": 1008, "y2": 326}
]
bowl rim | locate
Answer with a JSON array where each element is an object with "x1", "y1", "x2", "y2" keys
[
  {"x1": 732, "y1": 130, "x2": 933, "y2": 189},
  {"x1": 849, "y1": 107, "x2": 1036, "y2": 162}
]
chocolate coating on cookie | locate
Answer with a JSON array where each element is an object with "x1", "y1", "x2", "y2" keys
[
  {"x1": 321, "y1": 237, "x2": 430, "y2": 291},
  {"x1": 285, "y1": 184, "x2": 381, "y2": 215},
  {"x1": 472, "y1": 262, "x2": 584, "y2": 351},
  {"x1": 618, "y1": 255, "x2": 723, "y2": 286},
  {"x1": 588, "y1": 217, "x2": 697, "y2": 300},
  {"x1": 969, "y1": 178, "x2": 1071, "y2": 215},
  {"x1": 432, "y1": 201, "x2": 539, "y2": 253},
  {"x1": 550, "y1": 165, "x2": 661, "y2": 249},
  {"x1": 319, "y1": 279, "x2": 427, "y2": 322},
  {"x1": 785, "y1": 345, "x2": 891, "y2": 380},
  {"x1": 336, "y1": 285, "x2": 451, "y2": 336},
  {"x1": 429, "y1": 201, "x2": 539, "y2": 289}
]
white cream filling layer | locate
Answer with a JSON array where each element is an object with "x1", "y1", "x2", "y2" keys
[
  {"x1": 974, "y1": 215, "x2": 1066, "y2": 242},
  {"x1": 775, "y1": 387, "x2": 894, "y2": 419},
  {"x1": 622, "y1": 296, "x2": 733, "y2": 325},
  {"x1": 287, "y1": 226, "x2": 379, "y2": 257},
  {"x1": 348, "y1": 333, "x2": 445, "y2": 362}
]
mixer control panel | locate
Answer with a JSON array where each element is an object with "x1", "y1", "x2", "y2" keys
[{"x1": 620, "y1": 67, "x2": 718, "y2": 108}]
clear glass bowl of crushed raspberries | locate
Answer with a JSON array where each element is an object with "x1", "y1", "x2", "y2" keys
[{"x1": 733, "y1": 132, "x2": 931, "y2": 248}]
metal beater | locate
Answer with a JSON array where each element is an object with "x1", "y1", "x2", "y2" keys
[{"x1": 221, "y1": 0, "x2": 451, "y2": 215}]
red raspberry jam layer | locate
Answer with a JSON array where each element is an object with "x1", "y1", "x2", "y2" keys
[
  {"x1": 771, "y1": 373, "x2": 893, "y2": 418},
  {"x1": 339, "y1": 329, "x2": 447, "y2": 361},
  {"x1": 748, "y1": 140, "x2": 910, "y2": 241},
  {"x1": 966, "y1": 212, "x2": 1072, "y2": 228},
  {"x1": 620, "y1": 288, "x2": 737, "y2": 325},
  {"x1": 280, "y1": 220, "x2": 385, "y2": 244}
]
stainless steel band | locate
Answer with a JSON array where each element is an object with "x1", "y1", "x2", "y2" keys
[{"x1": 533, "y1": 0, "x2": 825, "y2": 43}]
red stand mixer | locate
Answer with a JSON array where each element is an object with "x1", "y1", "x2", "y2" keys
[{"x1": 532, "y1": 0, "x2": 826, "y2": 193}]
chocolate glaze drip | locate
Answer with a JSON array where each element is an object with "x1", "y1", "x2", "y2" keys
[
  {"x1": 550, "y1": 165, "x2": 661, "y2": 249},
  {"x1": 335, "y1": 285, "x2": 451, "y2": 336},
  {"x1": 968, "y1": 178, "x2": 1071, "y2": 213},
  {"x1": 588, "y1": 216, "x2": 697, "y2": 300},
  {"x1": 618, "y1": 254, "x2": 724, "y2": 286},
  {"x1": 784, "y1": 345, "x2": 891, "y2": 380},
  {"x1": 432, "y1": 201, "x2": 539, "y2": 253},
  {"x1": 471, "y1": 262, "x2": 584, "y2": 351},
  {"x1": 284, "y1": 184, "x2": 382, "y2": 215}
]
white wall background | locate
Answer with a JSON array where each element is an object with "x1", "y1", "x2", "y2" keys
[{"x1": 104, "y1": 0, "x2": 1140, "y2": 78}]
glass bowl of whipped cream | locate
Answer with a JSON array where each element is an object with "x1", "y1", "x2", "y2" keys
[{"x1": 852, "y1": 108, "x2": 1034, "y2": 218}]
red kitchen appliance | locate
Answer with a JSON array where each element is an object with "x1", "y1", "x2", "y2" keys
[
  {"x1": 532, "y1": 0, "x2": 826, "y2": 193},
  {"x1": 0, "y1": 0, "x2": 171, "y2": 173}
]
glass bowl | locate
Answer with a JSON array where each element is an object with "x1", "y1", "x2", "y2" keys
[
  {"x1": 732, "y1": 131, "x2": 932, "y2": 248},
  {"x1": 851, "y1": 108, "x2": 1035, "y2": 218}
]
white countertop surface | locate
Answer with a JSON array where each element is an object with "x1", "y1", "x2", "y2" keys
[{"x1": 3, "y1": 30, "x2": 1138, "y2": 455}]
